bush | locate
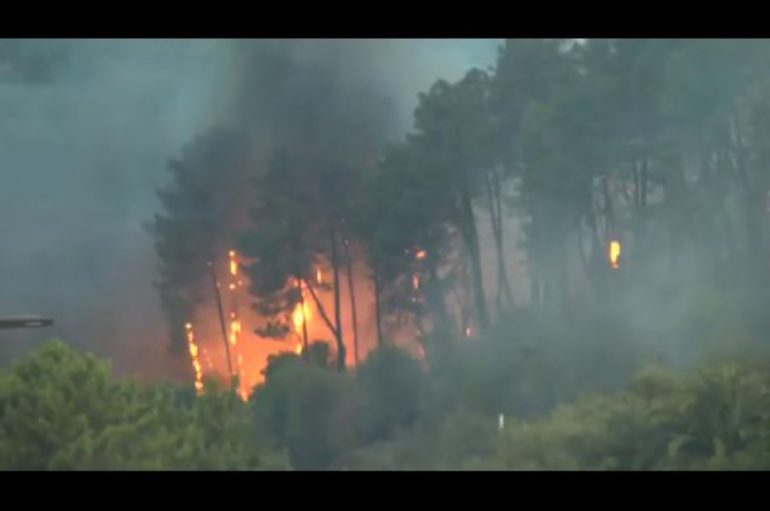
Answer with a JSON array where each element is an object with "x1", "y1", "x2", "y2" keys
[
  {"x1": 0, "y1": 340, "x2": 287, "y2": 470},
  {"x1": 484, "y1": 362, "x2": 770, "y2": 470}
]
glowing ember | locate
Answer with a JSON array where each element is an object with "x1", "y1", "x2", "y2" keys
[
  {"x1": 184, "y1": 323, "x2": 204, "y2": 394},
  {"x1": 229, "y1": 317, "x2": 242, "y2": 345},
  {"x1": 415, "y1": 249, "x2": 427, "y2": 260},
  {"x1": 412, "y1": 273, "x2": 420, "y2": 291},
  {"x1": 609, "y1": 240, "x2": 622, "y2": 270},
  {"x1": 229, "y1": 250, "x2": 238, "y2": 277},
  {"x1": 465, "y1": 326, "x2": 472, "y2": 338},
  {"x1": 292, "y1": 300, "x2": 311, "y2": 332},
  {"x1": 316, "y1": 267, "x2": 322, "y2": 284}
]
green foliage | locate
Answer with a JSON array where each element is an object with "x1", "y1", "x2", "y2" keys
[
  {"x1": 354, "y1": 346, "x2": 425, "y2": 443},
  {"x1": 485, "y1": 362, "x2": 770, "y2": 470},
  {"x1": 251, "y1": 344, "x2": 425, "y2": 469},
  {"x1": 150, "y1": 129, "x2": 253, "y2": 352},
  {"x1": 0, "y1": 340, "x2": 287, "y2": 470},
  {"x1": 250, "y1": 353, "x2": 353, "y2": 469}
]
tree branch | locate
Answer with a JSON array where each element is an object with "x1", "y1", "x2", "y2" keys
[{"x1": 303, "y1": 277, "x2": 338, "y2": 340}]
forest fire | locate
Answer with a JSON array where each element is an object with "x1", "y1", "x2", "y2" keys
[
  {"x1": 182, "y1": 249, "x2": 385, "y2": 401},
  {"x1": 172, "y1": 220, "x2": 521, "y2": 401},
  {"x1": 609, "y1": 240, "x2": 622, "y2": 270},
  {"x1": 184, "y1": 323, "x2": 204, "y2": 394}
]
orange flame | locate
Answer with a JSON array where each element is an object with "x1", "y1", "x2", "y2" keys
[
  {"x1": 229, "y1": 317, "x2": 242, "y2": 346},
  {"x1": 229, "y1": 250, "x2": 238, "y2": 277},
  {"x1": 184, "y1": 323, "x2": 204, "y2": 394},
  {"x1": 316, "y1": 267, "x2": 322, "y2": 284},
  {"x1": 292, "y1": 299, "x2": 311, "y2": 333},
  {"x1": 609, "y1": 240, "x2": 622, "y2": 270},
  {"x1": 415, "y1": 249, "x2": 427, "y2": 260}
]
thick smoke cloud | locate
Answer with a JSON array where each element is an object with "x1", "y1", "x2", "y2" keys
[{"x1": 0, "y1": 39, "x2": 498, "y2": 378}]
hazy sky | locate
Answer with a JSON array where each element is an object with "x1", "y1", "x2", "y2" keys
[{"x1": 0, "y1": 39, "x2": 499, "y2": 374}]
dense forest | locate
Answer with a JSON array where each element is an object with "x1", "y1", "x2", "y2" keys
[{"x1": 5, "y1": 38, "x2": 770, "y2": 470}]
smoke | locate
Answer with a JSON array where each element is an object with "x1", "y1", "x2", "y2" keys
[{"x1": 0, "y1": 39, "x2": 499, "y2": 378}]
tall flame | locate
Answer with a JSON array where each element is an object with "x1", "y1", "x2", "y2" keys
[
  {"x1": 291, "y1": 283, "x2": 312, "y2": 332},
  {"x1": 609, "y1": 240, "x2": 622, "y2": 270},
  {"x1": 227, "y1": 248, "x2": 250, "y2": 400},
  {"x1": 290, "y1": 278, "x2": 312, "y2": 354},
  {"x1": 229, "y1": 313, "x2": 242, "y2": 346},
  {"x1": 229, "y1": 250, "x2": 238, "y2": 277},
  {"x1": 184, "y1": 323, "x2": 204, "y2": 394}
]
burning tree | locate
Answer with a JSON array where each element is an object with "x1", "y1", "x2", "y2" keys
[
  {"x1": 240, "y1": 139, "x2": 375, "y2": 372},
  {"x1": 239, "y1": 148, "x2": 318, "y2": 355},
  {"x1": 356, "y1": 140, "x2": 457, "y2": 346},
  {"x1": 150, "y1": 129, "x2": 253, "y2": 358}
]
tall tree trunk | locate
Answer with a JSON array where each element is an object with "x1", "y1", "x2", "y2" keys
[
  {"x1": 460, "y1": 190, "x2": 490, "y2": 331},
  {"x1": 373, "y1": 269, "x2": 384, "y2": 347},
  {"x1": 731, "y1": 120, "x2": 764, "y2": 279},
  {"x1": 208, "y1": 261, "x2": 234, "y2": 382},
  {"x1": 329, "y1": 224, "x2": 346, "y2": 371},
  {"x1": 343, "y1": 241, "x2": 360, "y2": 365},
  {"x1": 485, "y1": 171, "x2": 513, "y2": 314}
]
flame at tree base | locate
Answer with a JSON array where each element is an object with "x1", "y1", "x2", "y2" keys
[
  {"x1": 183, "y1": 250, "x2": 386, "y2": 401},
  {"x1": 609, "y1": 240, "x2": 621, "y2": 270}
]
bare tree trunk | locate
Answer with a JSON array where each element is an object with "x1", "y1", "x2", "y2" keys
[
  {"x1": 208, "y1": 261, "x2": 234, "y2": 383},
  {"x1": 460, "y1": 190, "x2": 490, "y2": 331},
  {"x1": 485, "y1": 171, "x2": 513, "y2": 314},
  {"x1": 343, "y1": 241, "x2": 360, "y2": 365},
  {"x1": 493, "y1": 173, "x2": 514, "y2": 306},
  {"x1": 329, "y1": 224, "x2": 346, "y2": 371},
  {"x1": 731, "y1": 120, "x2": 764, "y2": 276},
  {"x1": 373, "y1": 270, "x2": 384, "y2": 347}
]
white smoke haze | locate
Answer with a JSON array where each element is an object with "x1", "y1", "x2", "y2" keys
[{"x1": 0, "y1": 39, "x2": 499, "y2": 378}]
